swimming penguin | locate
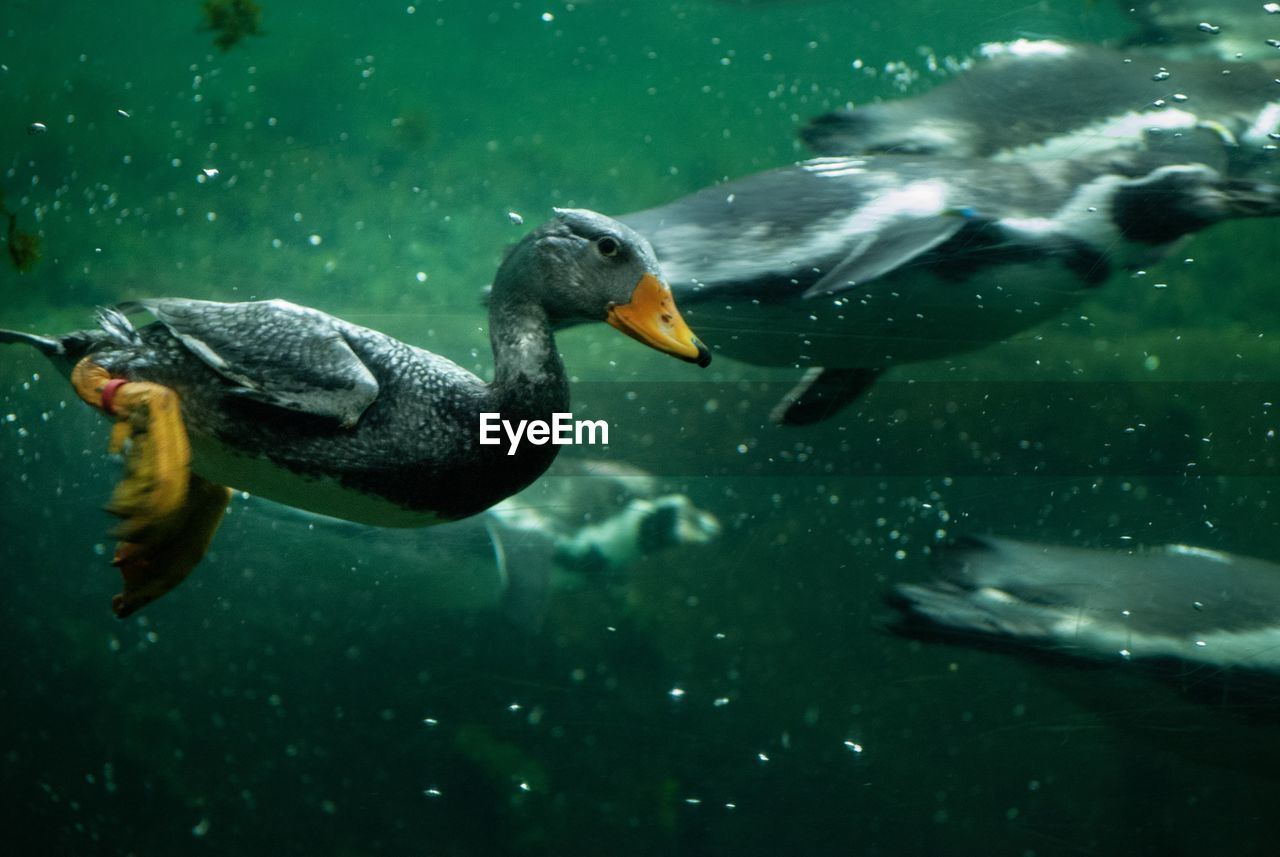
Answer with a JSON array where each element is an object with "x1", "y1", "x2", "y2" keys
[
  {"x1": 887, "y1": 533, "x2": 1280, "y2": 732},
  {"x1": 802, "y1": 40, "x2": 1280, "y2": 178},
  {"x1": 1118, "y1": 1, "x2": 1280, "y2": 61},
  {"x1": 889, "y1": 535, "x2": 1280, "y2": 675},
  {"x1": 620, "y1": 151, "x2": 1280, "y2": 424},
  {"x1": 240, "y1": 459, "x2": 721, "y2": 630},
  {"x1": 0, "y1": 209, "x2": 709, "y2": 616}
]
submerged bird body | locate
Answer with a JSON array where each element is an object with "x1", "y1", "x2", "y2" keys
[
  {"x1": 52, "y1": 302, "x2": 550, "y2": 526},
  {"x1": 2, "y1": 209, "x2": 709, "y2": 615},
  {"x1": 246, "y1": 459, "x2": 722, "y2": 630},
  {"x1": 889, "y1": 535, "x2": 1280, "y2": 675},
  {"x1": 1118, "y1": 2, "x2": 1280, "y2": 61},
  {"x1": 803, "y1": 40, "x2": 1280, "y2": 175},
  {"x1": 628, "y1": 155, "x2": 1139, "y2": 370},
  {"x1": 622, "y1": 153, "x2": 1280, "y2": 422}
]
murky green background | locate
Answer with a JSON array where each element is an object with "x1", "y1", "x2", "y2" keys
[{"x1": 3, "y1": 1, "x2": 1279, "y2": 855}]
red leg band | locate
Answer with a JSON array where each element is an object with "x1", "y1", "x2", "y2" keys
[{"x1": 100, "y1": 378, "x2": 129, "y2": 416}]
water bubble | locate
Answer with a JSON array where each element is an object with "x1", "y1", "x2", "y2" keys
[{"x1": 27, "y1": 122, "x2": 47, "y2": 135}]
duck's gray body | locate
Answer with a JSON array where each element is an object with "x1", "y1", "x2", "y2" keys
[
  {"x1": 890, "y1": 535, "x2": 1280, "y2": 674},
  {"x1": 622, "y1": 152, "x2": 1279, "y2": 422},
  {"x1": 59, "y1": 299, "x2": 554, "y2": 526},
  {"x1": 803, "y1": 40, "x2": 1280, "y2": 175}
]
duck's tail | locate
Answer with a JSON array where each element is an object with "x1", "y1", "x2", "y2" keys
[
  {"x1": 0, "y1": 326, "x2": 67, "y2": 357},
  {"x1": 1, "y1": 307, "x2": 140, "y2": 365}
]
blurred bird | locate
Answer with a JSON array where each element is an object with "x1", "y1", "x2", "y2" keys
[
  {"x1": 886, "y1": 535, "x2": 1280, "y2": 720},
  {"x1": 621, "y1": 150, "x2": 1280, "y2": 424},
  {"x1": 240, "y1": 459, "x2": 721, "y2": 630},
  {"x1": 802, "y1": 40, "x2": 1280, "y2": 179}
]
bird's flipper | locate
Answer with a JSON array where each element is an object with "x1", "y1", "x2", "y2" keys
[
  {"x1": 770, "y1": 366, "x2": 882, "y2": 425},
  {"x1": 801, "y1": 215, "x2": 965, "y2": 299},
  {"x1": 486, "y1": 520, "x2": 555, "y2": 632},
  {"x1": 123, "y1": 298, "x2": 379, "y2": 427}
]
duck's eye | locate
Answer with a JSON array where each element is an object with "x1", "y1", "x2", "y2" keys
[{"x1": 596, "y1": 236, "x2": 621, "y2": 258}]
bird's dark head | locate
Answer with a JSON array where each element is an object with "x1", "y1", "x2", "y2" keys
[
  {"x1": 1112, "y1": 164, "x2": 1280, "y2": 245},
  {"x1": 494, "y1": 208, "x2": 710, "y2": 367}
]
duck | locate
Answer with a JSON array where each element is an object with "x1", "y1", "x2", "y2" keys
[
  {"x1": 0, "y1": 208, "x2": 710, "y2": 617},
  {"x1": 620, "y1": 151, "x2": 1280, "y2": 424},
  {"x1": 801, "y1": 39, "x2": 1280, "y2": 176},
  {"x1": 888, "y1": 533, "x2": 1280, "y2": 683}
]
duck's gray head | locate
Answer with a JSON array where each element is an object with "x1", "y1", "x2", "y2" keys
[{"x1": 495, "y1": 208, "x2": 710, "y2": 367}]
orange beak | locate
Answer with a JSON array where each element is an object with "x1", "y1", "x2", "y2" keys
[{"x1": 606, "y1": 273, "x2": 711, "y2": 367}]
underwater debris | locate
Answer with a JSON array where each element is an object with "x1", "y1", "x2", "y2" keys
[
  {"x1": 3, "y1": 194, "x2": 41, "y2": 273},
  {"x1": 201, "y1": 0, "x2": 263, "y2": 52},
  {"x1": 7, "y1": 214, "x2": 42, "y2": 272}
]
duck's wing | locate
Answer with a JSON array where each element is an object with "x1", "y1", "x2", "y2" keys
[{"x1": 123, "y1": 298, "x2": 379, "y2": 427}]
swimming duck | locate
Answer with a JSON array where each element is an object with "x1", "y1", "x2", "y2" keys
[
  {"x1": 620, "y1": 152, "x2": 1280, "y2": 423},
  {"x1": 802, "y1": 40, "x2": 1280, "y2": 177},
  {"x1": 0, "y1": 209, "x2": 710, "y2": 617},
  {"x1": 889, "y1": 534, "x2": 1280, "y2": 676}
]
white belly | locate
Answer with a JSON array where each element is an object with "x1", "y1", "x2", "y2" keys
[
  {"x1": 683, "y1": 265, "x2": 1091, "y2": 368},
  {"x1": 189, "y1": 435, "x2": 444, "y2": 528}
]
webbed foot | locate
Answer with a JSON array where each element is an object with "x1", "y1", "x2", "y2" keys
[
  {"x1": 111, "y1": 475, "x2": 231, "y2": 618},
  {"x1": 71, "y1": 358, "x2": 231, "y2": 616}
]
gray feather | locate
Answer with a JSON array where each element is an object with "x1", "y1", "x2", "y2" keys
[{"x1": 127, "y1": 298, "x2": 380, "y2": 427}]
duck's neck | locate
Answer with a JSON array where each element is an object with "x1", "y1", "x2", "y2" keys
[{"x1": 487, "y1": 296, "x2": 570, "y2": 419}]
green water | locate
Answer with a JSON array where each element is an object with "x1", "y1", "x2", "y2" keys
[{"x1": 3, "y1": 1, "x2": 1280, "y2": 855}]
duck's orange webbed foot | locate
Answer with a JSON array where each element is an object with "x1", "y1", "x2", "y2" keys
[
  {"x1": 70, "y1": 357, "x2": 231, "y2": 616},
  {"x1": 111, "y1": 475, "x2": 232, "y2": 618}
]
